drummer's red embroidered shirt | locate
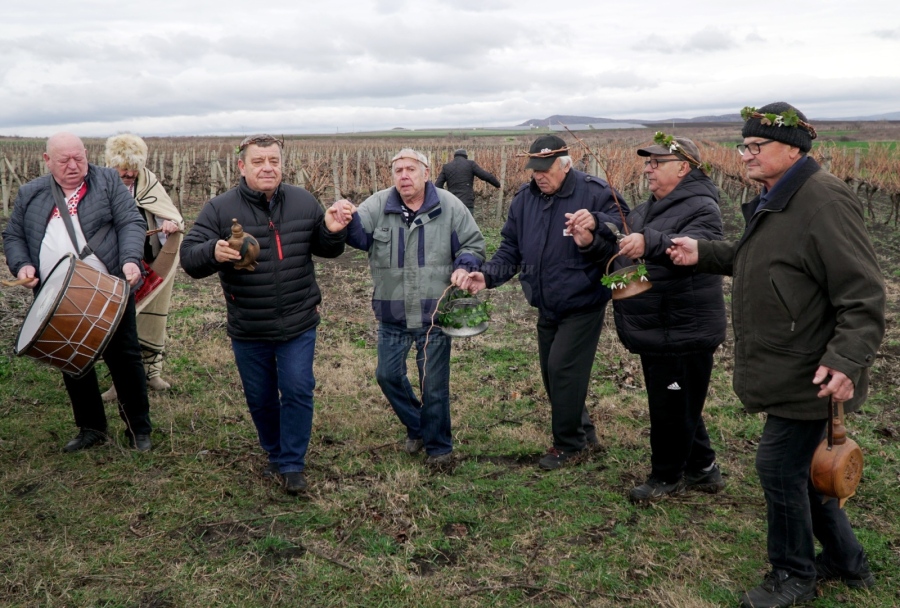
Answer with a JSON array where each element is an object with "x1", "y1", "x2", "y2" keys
[{"x1": 39, "y1": 181, "x2": 109, "y2": 280}]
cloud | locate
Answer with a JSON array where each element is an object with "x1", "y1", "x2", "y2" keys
[{"x1": 871, "y1": 28, "x2": 900, "y2": 40}]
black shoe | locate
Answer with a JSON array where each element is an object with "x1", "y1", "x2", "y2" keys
[
  {"x1": 629, "y1": 476, "x2": 684, "y2": 502},
  {"x1": 684, "y1": 462, "x2": 726, "y2": 493},
  {"x1": 585, "y1": 432, "x2": 601, "y2": 452},
  {"x1": 740, "y1": 570, "x2": 817, "y2": 608},
  {"x1": 63, "y1": 429, "x2": 107, "y2": 453},
  {"x1": 815, "y1": 552, "x2": 875, "y2": 589},
  {"x1": 538, "y1": 447, "x2": 585, "y2": 470},
  {"x1": 261, "y1": 462, "x2": 280, "y2": 479},
  {"x1": 127, "y1": 434, "x2": 152, "y2": 452},
  {"x1": 284, "y1": 472, "x2": 308, "y2": 495},
  {"x1": 425, "y1": 452, "x2": 454, "y2": 469}
]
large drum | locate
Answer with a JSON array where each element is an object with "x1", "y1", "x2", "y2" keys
[{"x1": 14, "y1": 254, "x2": 128, "y2": 378}]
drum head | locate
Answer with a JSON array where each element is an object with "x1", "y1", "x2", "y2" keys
[{"x1": 15, "y1": 255, "x2": 76, "y2": 354}]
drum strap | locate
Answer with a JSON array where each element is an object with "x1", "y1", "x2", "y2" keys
[{"x1": 51, "y1": 180, "x2": 114, "y2": 260}]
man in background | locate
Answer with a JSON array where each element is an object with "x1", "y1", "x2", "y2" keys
[{"x1": 434, "y1": 148, "x2": 500, "y2": 216}]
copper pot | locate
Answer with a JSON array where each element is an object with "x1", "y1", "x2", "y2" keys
[
  {"x1": 605, "y1": 254, "x2": 652, "y2": 301},
  {"x1": 810, "y1": 399, "x2": 863, "y2": 508}
]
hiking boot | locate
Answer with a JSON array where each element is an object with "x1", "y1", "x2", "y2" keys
[
  {"x1": 740, "y1": 569, "x2": 817, "y2": 608},
  {"x1": 147, "y1": 376, "x2": 171, "y2": 391},
  {"x1": 815, "y1": 552, "x2": 875, "y2": 589},
  {"x1": 405, "y1": 438, "x2": 424, "y2": 454},
  {"x1": 63, "y1": 429, "x2": 107, "y2": 452},
  {"x1": 284, "y1": 472, "x2": 308, "y2": 495},
  {"x1": 538, "y1": 447, "x2": 585, "y2": 470},
  {"x1": 101, "y1": 385, "x2": 118, "y2": 402},
  {"x1": 261, "y1": 462, "x2": 280, "y2": 479},
  {"x1": 684, "y1": 462, "x2": 726, "y2": 493},
  {"x1": 425, "y1": 452, "x2": 454, "y2": 468},
  {"x1": 127, "y1": 433, "x2": 152, "y2": 452},
  {"x1": 585, "y1": 432, "x2": 601, "y2": 452},
  {"x1": 629, "y1": 476, "x2": 684, "y2": 502}
]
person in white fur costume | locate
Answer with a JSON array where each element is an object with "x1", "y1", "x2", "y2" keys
[{"x1": 103, "y1": 133, "x2": 184, "y2": 397}]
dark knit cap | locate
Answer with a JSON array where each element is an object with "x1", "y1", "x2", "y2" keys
[
  {"x1": 454, "y1": 148, "x2": 468, "y2": 158},
  {"x1": 741, "y1": 101, "x2": 813, "y2": 153}
]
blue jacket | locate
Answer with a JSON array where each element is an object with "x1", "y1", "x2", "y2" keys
[
  {"x1": 481, "y1": 169, "x2": 627, "y2": 319},
  {"x1": 346, "y1": 182, "x2": 485, "y2": 329},
  {"x1": 3, "y1": 164, "x2": 146, "y2": 281}
]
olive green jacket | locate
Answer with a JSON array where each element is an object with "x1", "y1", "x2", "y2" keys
[{"x1": 697, "y1": 158, "x2": 885, "y2": 419}]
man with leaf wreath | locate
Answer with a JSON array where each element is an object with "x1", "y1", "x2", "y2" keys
[
  {"x1": 455, "y1": 134, "x2": 627, "y2": 470},
  {"x1": 667, "y1": 102, "x2": 885, "y2": 607}
]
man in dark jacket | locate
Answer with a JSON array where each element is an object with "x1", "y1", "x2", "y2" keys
[
  {"x1": 180, "y1": 134, "x2": 350, "y2": 495},
  {"x1": 456, "y1": 135, "x2": 626, "y2": 470},
  {"x1": 434, "y1": 149, "x2": 500, "y2": 215},
  {"x1": 3, "y1": 132, "x2": 152, "y2": 452},
  {"x1": 610, "y1": 137, "x2": 727, "y2": 502},
  {"x1": 669, "y1": 103, "x2": 885, "y2": 607}
]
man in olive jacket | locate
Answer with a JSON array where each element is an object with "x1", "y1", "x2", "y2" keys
[{"x1": 668, "y1": 102, "x2": 885, "y2": 608}]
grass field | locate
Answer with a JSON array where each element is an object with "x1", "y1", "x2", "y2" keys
[{"x1": 1, "y1": 189, "x2": 898, "y2": 607}]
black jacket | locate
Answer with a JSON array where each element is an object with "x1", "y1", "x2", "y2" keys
[
  {"x1": 611, "y1": 169, "x2": 726, "y2": 355},
  {"x1": 434, "y1": 155, "x2": 500, "y2": 209},
  {"x1": 180, "y1": 178, "x2": 346, "y2": 341}
]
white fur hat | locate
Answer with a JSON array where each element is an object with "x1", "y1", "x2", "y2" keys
[{"x1": 105, "y1": 133, "x2": 148, "y2": 171}]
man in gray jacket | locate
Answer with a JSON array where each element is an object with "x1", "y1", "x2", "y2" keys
[
  {"x1": 3, "y1": 132, "x2": 152, "y2": 452},
  {"x1": 341, "y1": 149, "x2": 485, "y2": 467},
  {"x1": 668, "y1": 103, "x2": 884, "y2": 607}
]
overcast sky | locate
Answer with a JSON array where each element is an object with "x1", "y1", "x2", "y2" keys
[{"x1": 1, "y1": 1, "x2": 898, "y2": 137}]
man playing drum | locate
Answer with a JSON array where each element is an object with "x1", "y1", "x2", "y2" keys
[{"x1": 3, "y1": 132, "x2": 153, "y2": 452}]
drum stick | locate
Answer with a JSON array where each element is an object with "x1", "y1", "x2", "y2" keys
[{"x1": 1, "y1": 277, "x2": 33, "y2": 287}]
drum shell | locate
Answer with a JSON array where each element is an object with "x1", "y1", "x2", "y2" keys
[
  {"x1": 14, "y1": 255, "x2": 128, "y2": 378},
  {"x1": 810, "y1": 438, "x2": 863, "y2": 500}
]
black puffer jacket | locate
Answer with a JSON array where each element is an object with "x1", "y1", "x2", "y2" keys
[
  {"x1": 3, "y1": 164, "x2": 146, "y2": 280},
  {"x1": 613, "y1": 169, "x2": 726, "y2": 355},
  {"x1": 180, "y1": 178, "x2": 346, "y2": 341},
  {"x1": 434, "y1": 155, "x2": 500, "y2": 209}
]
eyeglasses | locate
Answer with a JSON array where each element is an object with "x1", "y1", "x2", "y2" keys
[
  {"x1": 736, "y1": 140, "x2": 777, "y2": 156},
  {"x1": 238, "y1": 134, "x2": 284, "y2": 154},
  {"x1": 643, "y1": 158, "x2": 682, "y2": 169}
]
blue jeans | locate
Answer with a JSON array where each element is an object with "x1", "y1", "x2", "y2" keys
[
  {"x1": 756, "y1": 414, "x2": 867, "y2": 579},
  {"x1": 376, "y1": 322, "x2": 452, "y2": 456},
  {"x1": 231, "y1": 329, "x2": 316, "y2": 473}
]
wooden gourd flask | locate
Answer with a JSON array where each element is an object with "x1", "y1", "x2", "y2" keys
[
  {"x1": 810, "y1": 398, "x2": 864, "y2": 508},
  {"x1": 226, "y1": 218, "x2": 260, "y2": 271}
]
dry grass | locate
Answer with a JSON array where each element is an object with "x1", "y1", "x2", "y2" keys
[{"x1": 1, "y1": 191, "x2": 899, "y2": 607}]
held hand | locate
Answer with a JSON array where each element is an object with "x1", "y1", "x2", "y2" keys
[
  {"x1": 325, "y1": 199, "x2": 357, "y2": 232},
  {"x1": 123, "y1": 262, "x2": 141, "y2": 287},
  {"x1": 666, "y1": 237, "x2": 699, "y2": 266},
  {"x1": 160, "y1": 220, "x2": 180, "y2": 235},
  {"x1": 618, "y1": 233, "x2": 645, "y2": 259},
  {"x1": 569, "y1": 223, "x2": 594, "y2": 247},
  {"x1": 17, "y1": 265, "x2": 39, "y2": 289},
  {"x1": 564, "y1": 210, "x2": 596, "y2": 234},
  {"x1": 813, "y1": 366, "x2": 855, "y2": 402},
  {"x1": 455, "y1": 270, "x2": 486, "y2": 295},
  {"x1": 214, "y1": 239, "x2": 242, "y2": 263},
  {"x1": 450, "y1": 268, "x2": 470, "y2": 288}
]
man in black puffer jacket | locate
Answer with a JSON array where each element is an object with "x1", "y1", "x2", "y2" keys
[
  {"x1": 181, "y1": 135, "x2": 350, "y2": 495},
  {"x1": 609, "y1": 137, "x2": 727, "y2": 503},
  {"x1": 434, "y1": 149, "x2": 500, "y2": 215}
]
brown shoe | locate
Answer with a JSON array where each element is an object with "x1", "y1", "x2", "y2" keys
[{"x1": 101, "y1": 385, "x2": 118, "y2": 402}]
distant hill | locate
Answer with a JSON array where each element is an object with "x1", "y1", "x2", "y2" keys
[{"x1": 519, "y1": 112, "x2": 899, "y2": 127}]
